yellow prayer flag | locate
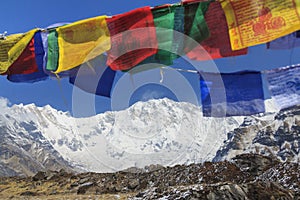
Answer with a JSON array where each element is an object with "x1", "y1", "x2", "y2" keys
[
  {"x1": 0, "y1": 29, "x2": 38, "y2": 74},
  {"x1": 56, "y1": 16, "x2": 111, "y2": 74},
  {"x1": 220, "y1": 0, "x2": 300, "y2": 50}
]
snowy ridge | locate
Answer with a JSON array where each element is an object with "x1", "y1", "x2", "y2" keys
[
  {"x1": 0, "y1": 96, "x2": 295, "y2": 175},
  {"x1": 0, "y1": 97, "x2": 245, "y2": 173}
]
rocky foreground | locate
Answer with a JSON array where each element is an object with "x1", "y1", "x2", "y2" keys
[{"x1": 0, "y1": 154, "x2": 299, "y2": 200}]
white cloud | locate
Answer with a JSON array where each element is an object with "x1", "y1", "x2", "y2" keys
[{"x1": 141, "y1": 90, "x2": 164, "y2": 101}]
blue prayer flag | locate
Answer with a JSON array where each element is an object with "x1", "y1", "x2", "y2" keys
[
  {"x1": 265, "y1": 64, "x2": 300, "y2": 110},
  {"x1": 267, "y1": 31, "x2": 300, "y2": 50},
  {"x1": 69, "y1": 55, "x2": 116, "y2": 97},
  {"x1": 200, "y1": 71, "x2": 265, "y2": 117}
]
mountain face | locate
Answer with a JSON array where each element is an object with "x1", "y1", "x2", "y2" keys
[
  {"x1": 214, "y1": 105, "x2": 300, "y2": 163},
  {"x1": 0, "y1": 97, "x2": 298, "y2": 177},
  {"x1": 0, "y1": 99, "x2": 75, "y2": 177}
]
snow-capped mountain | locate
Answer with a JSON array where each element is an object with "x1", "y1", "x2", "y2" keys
[{"x1": 0, "y1": 97, "x2": 298, "y2": 177}]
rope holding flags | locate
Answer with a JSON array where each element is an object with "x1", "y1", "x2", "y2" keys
[{"x1": 0, "y1": 0, "x2": 299, "y2": 117}]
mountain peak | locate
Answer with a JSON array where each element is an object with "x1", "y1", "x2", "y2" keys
[{"x1": 0, "y1": 97, "x2": 299, "y2": 176}]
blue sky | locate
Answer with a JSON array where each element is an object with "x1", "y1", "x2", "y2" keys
[{"x1": 0, "y1": 0, "x2": 299, "y2": 116}]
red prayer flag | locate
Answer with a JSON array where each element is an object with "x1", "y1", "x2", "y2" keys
[
  {"x1": 106, "y1": 7, "x2": 158, "y2": 71},
  {"x1": 3, "y1": 38, "x2": 38, "y2": 75},
  {"x1": 187, "y1": 2, "x2": 248, "y2": 61}
]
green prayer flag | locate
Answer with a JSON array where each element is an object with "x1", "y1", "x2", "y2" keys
[
  {"x1": 123, "y1": 5, "x2": 180, "y2": 73},
  {"x1": 46, "y1": 29, "x2": 59, "y2": 71},
  {"x1": 151, "y1": 5, "x2": 178, "y2": 65},
  {"x1": 122, "y1": 2, "x2": 210, "y2": 73},
  {"x1": 184, "y1": 2, "x2": 210, "y2": 52},
  {"x1": 172, "y1": 5, "x2": 185, "y2": 56}
]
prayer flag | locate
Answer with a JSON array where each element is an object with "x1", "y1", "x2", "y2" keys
[
  {"x1": 200, "y1": 71, "x2": 265, "y2": 117},
  {"x1": 184, "y1": 2, "x2": 210, "y2": 52},
  {"x1": 106, "y1": 7, "x2": 158, "y2": 71},
  {"x1": 150, "y1": 5, "x2": 178, "y2": 65},
  {"x1": 187, "y1": 2, "x2": 248, "y2": 60},
  {"x1": 221, "y1": 0, "x2": 300, "y2": 50},
  {"x1": 172, "y1": 5, "x2": 185, "y2": 56},
  {"x1": 123, "y1": 5, "x2": 180, "y2": 73},
  {"x1": 4, "y1": 36, "x2": 38, "y2": 75},
  {"x1": 7, "y1": 32, "x2": 48, "y2": 83},
  {"x1": 265, "y1": 64, "x2": 300, "y2": 110},
  {"x1": 0, "y1": 29, "x2": 38, "y2": 74},
  {"x1": 69, "y1": 55, "x2": 116, "y2": 97},
  {"x1": 42, "y1": 23, "x2": 77, "y2": 77},
  {"x1": 46, "y1": 29, "x2": 59, "y2": 72},
  {"x1": 56, "y1": 16, "x2": 110, "y2": 73},
  {"x1": 267, "y1": 30, "x2": 300, "y2": 49}
]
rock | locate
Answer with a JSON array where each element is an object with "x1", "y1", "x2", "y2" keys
[
  {"x1": 45, "y1": 170, "x2": 59, "y2": 181},
  {"x1": 49, "y1": 190, "x2": 57, "y2": 195},
  {"x1": 58, "y1": 168, "x2": 68, "y2": 176},
  {"x1": 70, "y1": 182, "x2": 79, "y2": 187},
  {"x1": 78, "y1": 177, "x2": 90, "y2": 184},
  {"x1": 32, "y1": 171, "x2": 46, "y2": 181},
  {"x1": 1, "y1": 153, "x2": 299, "y2": 199},
  {"x1": 77, "y1": 182, "x2": 94, "y2": 194},
  {"x1": 132, "y1": 182, "x2": 294, "y2": 200},
  {"x1": 138, "y1": 179, "x2": 148, "y2": 190},
  {"x1": 144, "y1": 164, "x2": 164, "y2": 172},
  {"x1": 232, "y1": 153, "x2": 279, "y2": 176},
  {"x1": 20, "y1": 191, "x2": 36, "y2": 196},
  {"x1": 114, "y1": 184, "x2": 122, "y2": 192},
  {"x1": 128, "y1": 179, "x2": 139, "y2": 190}
]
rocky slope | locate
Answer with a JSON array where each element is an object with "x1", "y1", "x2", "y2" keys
[
  {"x1": 214, "y1": 105, "x2": 300, "y2": 162},
  {"x1": 0, "y1": 113, "x2": 74, "y2": 177},
  {"x1": 0, "y1": 154, "x2": 298, "y2": 199}
]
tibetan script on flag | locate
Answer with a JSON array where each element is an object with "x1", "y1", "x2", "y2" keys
[
  {"x1": 265, "y1": 65, "x2": 300, "y2": 110},
  {"x1": 0, "y1": 29, "x2": 37, "y2": 74},
  {"x1": 220, "y1": 0, "x2": 300, "y2": 50},
  {"x1": 106, "y1": 7, "x2": 158, "y2": 71}
]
